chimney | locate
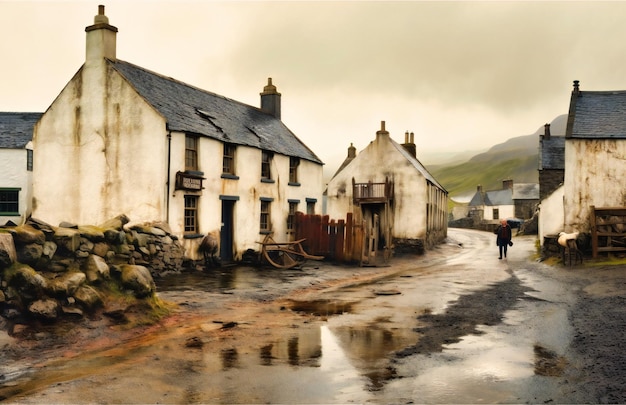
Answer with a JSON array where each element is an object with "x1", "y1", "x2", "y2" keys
[
  {"x1": 347, "y1": 142, "x2": 356, "y2": 159},
  {"x1": 543, "y1": 123, "x2": 551, "y2": 139},
  {"x1": 401, "y1": 130, "x2": 416, "y2": 158},
  {"x1": 85, "y1": 5, "x2": 118, "y2": 64},
  {"x1": 477, "y1": 185, "x2": 483, "y2": 193},
  {"x1": 376, "y1": 120, "x2": 390, "y2": 141},
  {"x1": 260, "y1": 78, "x2": 281, "y2": 119},
  {"x1": 566, "y1": 80, "x2": 580, "y2": 138},
  {"x1": 502, "y1": 179, "x2": 513, "y2": 189}
]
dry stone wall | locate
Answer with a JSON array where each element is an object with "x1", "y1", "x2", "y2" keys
[{"x1": 0, "y1": 215, "x2": 187, "y2": 325}]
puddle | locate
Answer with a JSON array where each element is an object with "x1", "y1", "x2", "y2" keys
[{"x1": 286, "y1": 299, "x2": 355, "y2": 316}]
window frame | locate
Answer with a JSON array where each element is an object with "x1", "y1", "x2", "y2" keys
[
  {"x1": 26, "y1": 149, "x2": 33, "y2": 172},
  {"x1": 185, "y1": 135, "x2": 198, "y2": 172},
  {"x1": 0, "y1": 188, "x2": 20, "y2": 216},
  {"x1": 222, "y1": 143, "x2": 236, "y2": 176},
  {"x1": 289, "y1": 157, "x2": 300, "y2": 185},
  {"x1": 261, "y1": 150, "x2": 273, "y2": 181},
  {"x1": 184, "y1": 195, "x2": 199, "y2": 234},
  {"x1": 260, "y1": 199, "x2": 272, "y2": 233},
  {"x1": 287, "y1": 201, "x2": 298, "y2": 233}
]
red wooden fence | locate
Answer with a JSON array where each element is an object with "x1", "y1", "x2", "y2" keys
[{"x1": 295, "y1": 212, "x2": 364, "y2": 263}]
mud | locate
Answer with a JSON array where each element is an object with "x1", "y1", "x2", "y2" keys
[{"x1": 2, "y1": 228, "x2": 626, "y2": 403}]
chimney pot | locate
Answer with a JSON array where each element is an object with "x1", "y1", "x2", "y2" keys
[
  {"x1": 573, "y1": 80, "x2": 580, "y2": 94},
  {"x1": 544, "y1": 123, "x2": 551, "y2": 139},
  {"x1": 409, "y1": 131, "x2": 414, "y2": 144}
]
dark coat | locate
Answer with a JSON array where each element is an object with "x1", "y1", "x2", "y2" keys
[{"x1": 494, "y1": 224, "x2": 512, "y2": 246}]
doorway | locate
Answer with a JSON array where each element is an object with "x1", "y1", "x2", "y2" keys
[{"x1": 220, "y1": 199, "x2": 235, "y2": 262}]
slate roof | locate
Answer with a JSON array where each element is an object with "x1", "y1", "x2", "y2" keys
[
  {"x1": 570, "y1": 90, "x2": 626, "y2": 139},
  {"x1": 0, "y1": 112, "x2": 42, "y2": 149},
  {"x1": 512, "y1": 183, "x2": 539, "y2": 200},
  {"x1": 390, "y1": 139, "x2": 446, "y2": 192},
  {"x1": 109, "y1": 59, "x2": 323, "y2": 164},
  {"x1": 469, "y1": 188, "x2": 513, "y2": 207},
  {"x1": 539, "y1": 135, "x2": 565, "y2": 170}
]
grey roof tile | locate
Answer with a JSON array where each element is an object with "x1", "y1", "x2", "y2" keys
[
  {"x1": 0, "y1": 112, "x2": 42, "y2": 149},
  {"x1": 110, "y1": 60, "x2": 322, "y2": 164},
  {"x1": 571, "y1": 90, "x2": 626, "y2": 139},
  {"x1": 512, "y1": 183, "x2": 539, "y2": 200},
  {"x1": 540, "y1": 136, "x2": 565, "y2": 169}
]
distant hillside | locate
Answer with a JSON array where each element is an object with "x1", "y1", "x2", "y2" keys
[{"x1": 428, "y1": 114, "x2": 567, "y2": 201}]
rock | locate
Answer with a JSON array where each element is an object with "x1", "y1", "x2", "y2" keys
[
  {"x1": 59, "y1": 221, "x2": 78, "y2": 229},
  {"x1": 28, "y1": 299, "x2": 59, "y2": 321},
  {"x1": 77, "y1": 225, "x2": 106, "y2": 242},
  {"x1": 7, "y1": 224, "x2": 45, "y2": 245},
  {"x1": 16, "y1": 243, "x2": 43, "y2": 266},
  {"x1": 49, "y1": 271, "x2": 86, "y2": 296},
  {"x1": 92, "y1": 242, "x2": 110, "y2": 258},
  {"x1": 0, "y1": 233, "x2": 17, "y2": 268},
  {"x1": 7, "y1": 265, "x2": 48, "y2": 299},
  {"x1": 120, "y1": 265, "x2": 156, "y2": 298},
  {"x1": 98, "y1": 214, "x2": 130, "y2": 231},
  {"x1": 61, "y1": 306, "x2": 84, "y2": 318},
  {"x1": 0, "y1": 290, "x2": 5, "y2": 303},
  {"x1": 54, "y1": 227, "x2": 81, "y2": 252},
  {"x1": 73, "y1": 285, "x2": 102, "y2": 309},
  {"x1": 41, "y1": 241, "x2": 58, "y2": 261},
  {"x1": 84, "y1": 255, "x2": 110, "y2": 283}
]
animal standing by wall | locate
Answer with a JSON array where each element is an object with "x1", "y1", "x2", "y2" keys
[
  {"x1": 198, "y1": 230, "x2": 220, "y2": 269},
  {"x1": 558, "y1": 231, "x2": 583, "y2": 266}
]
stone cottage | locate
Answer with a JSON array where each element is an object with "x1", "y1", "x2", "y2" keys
[
  {"x1": 0, "y1": 112, "x2": 42, "y2": 226},
  {"x1": 32, "y1": 6, "x2": 324, "y2": 262},
  {"x1": 326, "y1": 121, "x2": 448, "y2": 255}
]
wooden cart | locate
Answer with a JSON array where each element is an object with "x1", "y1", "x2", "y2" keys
[{"x1": 257, "y1": 234, "x2": 324, "y2": 269}]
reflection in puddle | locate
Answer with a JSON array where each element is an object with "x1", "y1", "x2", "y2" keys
[{"x1": 287, "y1": 299, "x2": 355, "y2": 316}]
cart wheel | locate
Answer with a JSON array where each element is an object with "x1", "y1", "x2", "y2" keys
[{"x1": 264, "y1": 249, "x2": 299, "y2": 269}]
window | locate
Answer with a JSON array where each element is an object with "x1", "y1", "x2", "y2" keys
[
  {"x1": 185, "y1": 135, "x2": 198, "y2": 171},
  {"x1": 493, "y1": 208, "x2": 499, "y2": 220},
  {"x1": 306, "y1": 198, "x2": 316, "y2": 215},
  {"x1": 27, "y1": 149, "x2": 33, "y2": 172},
  {"x1": 223, "y1": 144, "x2": 236, "y2": 175},
  {"x1": 289, "y1": 157, "x2": 300, "y2": 184},
  {"x1": 0, "y1": 189, "x2": 19, "y2": 215},
  {"x1": 260, "y1": 199, "x2": 272, "y2": 232},
  {"x1": 261, "y1": 151, "x2": 273, "y2": 180},
  {"x1": 287, "y1": 201, "x2": 298, "y2": 232},
  {"x1": 184, "y1": 195, "x2": 198, "y2": 233}
]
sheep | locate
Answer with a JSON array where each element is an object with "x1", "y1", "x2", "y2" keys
[
  {"x1": 558, "y1": 231, "x2": 583, "y2": 266},
  {"x1": 198, "y1": 230, "x2": 220, "y2": 269}
]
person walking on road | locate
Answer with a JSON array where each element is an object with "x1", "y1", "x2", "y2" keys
[{"x1": 494, "y1": 219, "x2": 513, "y2": 259}]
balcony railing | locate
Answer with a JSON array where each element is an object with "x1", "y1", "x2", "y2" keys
[{"x1": 352, "y1": 178, "x2": 394, "y2": 203}]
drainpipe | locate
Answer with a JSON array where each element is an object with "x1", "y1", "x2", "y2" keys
[{"x1": 166, "y1": 128, "x2": 172, "y2": 223}]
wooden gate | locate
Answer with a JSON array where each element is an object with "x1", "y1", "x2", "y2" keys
[{"x1": 295, "y1": 212, "x2": 365, "y2": 264}]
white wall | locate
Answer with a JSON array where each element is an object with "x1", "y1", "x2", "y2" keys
[
  {"x1": 564, "y1": 139, "x2": 626, "y2": 233},
  {"x1": 33, "y1": 63, "x2": 167, "y2": 227},
  {"x1": 0, "y1": 147, "x2": 32, "y2": 225},
  {"x1": 538, "y1": 185, "x2": 564, "y2": 245},
  {"x1": 326, "y1": 134, "x2": 429, "y2": 239}
]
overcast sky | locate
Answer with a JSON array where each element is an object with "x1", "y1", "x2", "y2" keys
[{"x1": 2, "y1": 1, "x2": 626, "y2": 178}]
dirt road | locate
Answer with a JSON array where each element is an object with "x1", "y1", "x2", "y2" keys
[{"x1": 1, "y1": 228, "x2": 626, "y2": 403}]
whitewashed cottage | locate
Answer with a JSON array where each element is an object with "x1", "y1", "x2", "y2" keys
[
  {"x1": 467, "y1": 180, "x2": 515, "y2": 224},
  {"x1": 33, "y1": 6, "x2": 324, "y2": 262},
  {"x1": 326, "y1": 121, "x2": 448, "y2": 255},
  {"x1": 0, "y1": 112, "x2": 41, "y2": 226}
]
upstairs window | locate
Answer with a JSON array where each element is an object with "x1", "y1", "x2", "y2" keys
[
  {"x1": 289, "y1": 157, "x2": 300, "y2": 184},
  {"x1": 26, "y1": 149, "x2": 33, "y2": 172},
  {"x1": 261, "y1": 151, "x2": 273, "y2": 180},
  {"x1": 223, "y1": 144, "x2": 236, "y2": 175},
  {"x1": 0, "y1": 189, "x2": 19, "y2": 215},
  {"x1": 185, "y1": 135, "x2": 198, "y2": 171},
  {"x1": 184, "y1": 195, "x2": 198, "y2": 233},
  {"x1": 493, "y1": 208, "x2": 500, "y2": 220}
]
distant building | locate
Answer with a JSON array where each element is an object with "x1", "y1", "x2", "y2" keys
[
  {"x1": 326, "y1": 122, "x2": 448, "y2": 255},
  {"x1": 538, "y1": 123, "x2": 565, "y2": 200},
  {"x1": 468, "y1": 180, "x2": 515, "y2": 224},
  {"x1": 512, "y1": 183, "x2": 539, "y2": 219},
  {"x1": 0, "y1": 112, "x2": 42, "y2": 226},
  {"x1": 32, "y1": 6, "x2": 324, "y2": 261}
]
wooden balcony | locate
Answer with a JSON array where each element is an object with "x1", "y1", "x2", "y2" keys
[{"x1": 352, "y1": 178, "x2": 394, "y2": 204}]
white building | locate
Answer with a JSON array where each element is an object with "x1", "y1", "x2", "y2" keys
[
  {"x1": 33, "y1": 6, "x2": 324, "y2": 261},
  {"x1": 0, "y1": 112, "x2": 41, "y2": 226},
  {"x1": 326, "y1": 122, "x2": 447, "y2": 254},
  {"x1": 467, "y1": 181, "x2": 515, "y2": 224}
]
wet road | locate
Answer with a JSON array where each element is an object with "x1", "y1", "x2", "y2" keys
[{"x1": 2, "y1": 228, "x2": 589, "y2": 403}]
